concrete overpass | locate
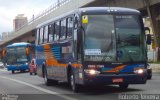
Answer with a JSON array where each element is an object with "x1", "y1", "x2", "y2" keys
[
  {"x1": 0, "y1": 0, "x2": 160, "y2": 60},
  {"x1": 0, "y1": 0, "x2": 95, "y2": 50}
]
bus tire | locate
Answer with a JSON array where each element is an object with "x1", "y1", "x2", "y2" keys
[
  {"x1": 70, "y1": 70, "x2": 80, "y2": 93},
  {"x1": 119, "y1": 84, "x2": 129, "y2": 90},
  {"x1": 12, "y1": 70, "x2": 15, "y2": 74}
]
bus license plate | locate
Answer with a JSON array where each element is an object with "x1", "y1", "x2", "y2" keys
[{"x1": 112, "y1": 78, "x2": 123, "y2": 83}]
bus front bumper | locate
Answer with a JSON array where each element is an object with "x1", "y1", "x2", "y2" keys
[
  {"x1": 83, "y1": 73, "x2": 147, "y2": 85},
  {"x1": 7, "y1": 65, "x2": 29, "y2": 71}
]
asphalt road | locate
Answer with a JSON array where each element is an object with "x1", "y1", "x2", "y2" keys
[{"x1": 0, "y1": 68, "x2": 160, "y2": 100}]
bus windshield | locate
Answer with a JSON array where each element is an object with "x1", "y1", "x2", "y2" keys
[
  {"x1": 16, "y1": 47, "x2": 28, "y2": 62},
  {"x1": 7, "y1": 47, "x2": 27, "y2": 64},
  {"x1": 7, "y1": 48, "x2": 16, "y2": 64},
  {"x1": 115, "y1": 15, "x2": 146, "y2": 62},
  {"x1": 83, "y1": 14, "x2": 146, "y2": 62}
]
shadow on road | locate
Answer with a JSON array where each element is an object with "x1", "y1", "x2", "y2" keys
[
  {"x1": 44, "y1": 82, "x2": 143, "y2": 95},
  {"x1": 80, "y1": 85, "x2": 142, "y2": 95},
  {"x1": 9, "y1": 71, "x2": 29, "y2": 75}
]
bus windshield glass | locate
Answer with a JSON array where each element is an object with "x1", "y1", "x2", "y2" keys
[
  {"x1": 16, "y1": 47, "x2": 27, "y2": 62},
  {"x1": 7, "y1": 48, "x2": 16, "y2": 64},
  {"x1": 115, "y1": 15, "x2": 146, "y2": 62},
  {"x1": 7, "y1": 47, "x2": 27, "y2": 64},
  {"x1": 83, "y1": 15, "x2": 116, "y2": 62},
  {"x1": 83, "y1": 14, "x2": 146, "y2": 62}
]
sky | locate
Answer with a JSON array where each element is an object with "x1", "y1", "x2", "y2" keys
[{"x1": 0, "y1": 0, "x2": 57, "y2": 34}]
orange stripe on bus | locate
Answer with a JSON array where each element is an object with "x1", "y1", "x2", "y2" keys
[
  {"x1": 44, "y1": 44, "x2": 50, "y2": 49},
  {"x1": 43, "y1": 44, "x2": 82, "y2": 68},
  {"x1": 105, "y1": 65, "x2": 126, "y2": 73},
  {"x1": 71, "y1": 63, "x2": 82, "y2": 68}
]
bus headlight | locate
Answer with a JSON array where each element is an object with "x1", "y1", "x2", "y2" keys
[
  {"x1": 134, "y1": 68, "x2": 145, "y2": 74},
  {"x1": 25, "y1": 63, "x2": 28, "y2": 65},
  {"x1": 84, "y1": 69, "x2": 100, "y2": 75}
]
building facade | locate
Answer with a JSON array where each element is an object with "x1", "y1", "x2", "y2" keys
[{"x1": 13, "y1": 14, "x2": 28, "y2": 31}]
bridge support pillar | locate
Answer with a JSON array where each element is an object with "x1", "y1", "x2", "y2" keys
[
  {"x1": 144, "y1": 0, "x2": 160, "y2": 61},
  {"x1": 148, "y1": 4, "x2": 160, "y2": 61}
]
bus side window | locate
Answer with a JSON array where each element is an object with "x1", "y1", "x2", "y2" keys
[
  {"x1": 39, "y1": 27, "x2": 44, "y2": 44},
  {"x1": 44, "y1": 25, "x2": 49, "y2": 43},
  {"x1": 60, "y1": 19, "x2": 67, "y2": 40},
  {"x1": 55, "y1": 21, "x2": 60, "y2": 41},
  {"x1": 36, "y1": 29, "x2": 40, "y2": 45},
  {"x1": 52, "y1": 23, "x2": 55, "y2": 41},
  {"x1": 48, "y1": 24, "x2": 53, "y2": 42},
  {"x1": 67, "y1": 17, "x2": 73, "y2": 38}
]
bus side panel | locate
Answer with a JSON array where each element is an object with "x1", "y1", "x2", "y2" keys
[
  {"x1": 36, "y1": 45, "x2": 45, "y2": 77},
  {"x1": 48, "y1": 42, "x2": 69, "y2": 81},
  {"x1": 48, "y1": 40, "x2": 77, "y2": 81},
  {"x1": 36, "y1": 40, "x2": 77, "y2": 82}
]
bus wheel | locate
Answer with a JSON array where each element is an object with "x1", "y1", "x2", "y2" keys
[
  {"x1": 70, "y1": 71, "x2": 80, "y2": 93},
  {"x1": 119, "y1": 84, "x2": 129, "y2": 90},
  {"x1": 12, "y1": 70, "x2": 15, "y2": 74}
]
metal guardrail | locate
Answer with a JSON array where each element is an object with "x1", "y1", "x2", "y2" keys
[
  {"x1": 0, "y1": 0, "x2": 71, "y2": 44},
  {"x1": 28, "y1": 0, "x2": 71, "y2": 25}
]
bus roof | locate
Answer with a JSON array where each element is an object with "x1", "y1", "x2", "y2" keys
[
  {"x1": 37, "y1": 7, "x2": 140, "y2": 28},
  {"x1": 79, "y1": 7, "x2": 140, "y2": 14},
  {"x1": 7, "y1": 42, "x2": 32, "y2": 48}
]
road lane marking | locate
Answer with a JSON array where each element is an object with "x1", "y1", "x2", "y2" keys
[{"x1": 0, "y1": 76, "x2": 77, "y2": 100}]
